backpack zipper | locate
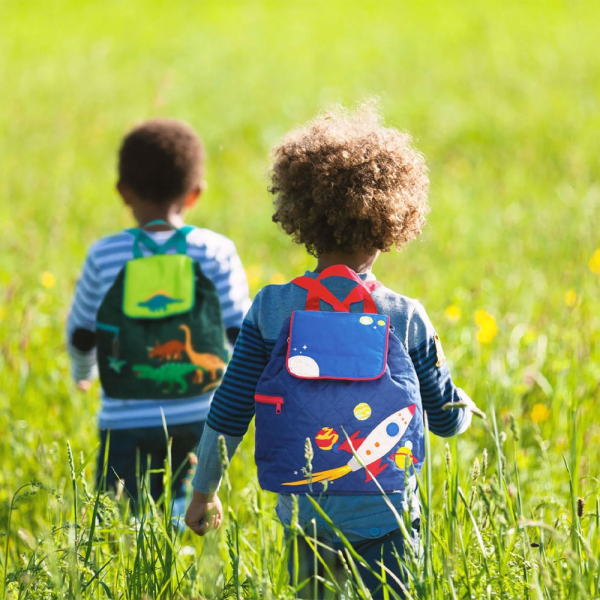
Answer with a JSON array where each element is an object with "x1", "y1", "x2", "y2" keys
[{"x1": 254, "y1": 394, "x2": 284, "y2": 414}]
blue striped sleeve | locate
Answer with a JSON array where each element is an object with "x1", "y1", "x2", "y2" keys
[
  {"x1": 211, "y1": 241, "x2": 251, "y2": 330},
  {"x1": 67, "y1": 249, "x2": 102, "y2": 382},
  {"x1": 206, "y1": 317, "x2": 270, "y2": 436},
  {"x1": 407, "y1": 303, "x2": 469, "y2": 438}
]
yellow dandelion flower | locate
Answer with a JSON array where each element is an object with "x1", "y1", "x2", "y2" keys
[
  {"x1": 270, "y1": 272, "x2": 286, "y2": 285},
  {"x1": 564, "y1": 289, "x2": 577, "y2": 307},
  {"x1": 245, "y1": 265, "x2": 263, "y2": 290},
  {"x1": 589, "y1": 250, "x2": 600, "y2": 274},
  {"x1": 474, "y1": 309, "x2": 498, "y2": 344},
  {"x1": 445, "y1": 304, "x2": 461, "y2": 323},
  {"x1": 531, "y1": 403, "x2": 550, "y2": 424},
  {"x1": 41, "y1": 271, "x2": 56, "y2": 289}
]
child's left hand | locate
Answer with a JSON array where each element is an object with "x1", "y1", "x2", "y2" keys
[{"x1": 185, "y1": 490, "x2": 222, "y2": 536}]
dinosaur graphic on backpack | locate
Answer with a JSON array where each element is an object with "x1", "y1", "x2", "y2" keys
[
  {"x1": 148, "y1": 339, "x2": 187, "y2": 361},
  {"x1": 179, "y1": 325, "x2": 226, "y2": 387},
  {"x1": 138, "y1": 291, "x2": 184, "y2": 313},
  {"x1": 96, "y1": 221, "x2": 228, "y2": 400},
  {"x1": 133, "y1": 363, "x2": 202, "y2": 394}
]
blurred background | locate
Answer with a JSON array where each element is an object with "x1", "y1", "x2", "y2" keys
[{"x1": 1, "y1": 1, "x2": 600, "y2": 597}]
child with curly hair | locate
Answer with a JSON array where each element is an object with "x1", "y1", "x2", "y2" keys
[{"x1": 185, "y1": 103, "x2": 475, "y2": 598}]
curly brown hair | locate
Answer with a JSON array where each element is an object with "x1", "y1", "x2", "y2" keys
[{"x1": 270, "y1": 102, "x2": 429, "y2": 257}]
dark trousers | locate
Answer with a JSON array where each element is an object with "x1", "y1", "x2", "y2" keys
[
  {"x1": 96, "y1": 421, "x2": 205, "y2": 504},
  {"x1": 289, "y1": 525, "x2": 419, "y2": 600}
]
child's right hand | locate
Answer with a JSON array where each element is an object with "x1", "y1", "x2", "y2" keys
[{"x1": 185, "y1": 490, "x2": 223, "y2": 536}]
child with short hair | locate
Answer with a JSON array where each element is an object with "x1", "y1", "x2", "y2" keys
[
  {"x1": 185, "y1": 104, "x2": 475, "y2": 597},
  {"x1": 67, "y1": 118, "x2": 250, "y2": 510}
]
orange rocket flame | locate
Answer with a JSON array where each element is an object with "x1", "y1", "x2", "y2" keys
[{"x1": 282, "y1": 465, "x2": 352, "y2": 486}]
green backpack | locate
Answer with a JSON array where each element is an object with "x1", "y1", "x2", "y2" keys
[{"x1": 96, "y1": 221, "x2": 228, "y2": 400}]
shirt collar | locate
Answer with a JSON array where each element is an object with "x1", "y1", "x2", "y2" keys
[{"x1": 304, "y1": 269, "x2": 377, "y2": 282}]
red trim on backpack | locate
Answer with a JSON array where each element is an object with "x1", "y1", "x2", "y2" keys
[{"x1": 291, "y1": 265, "x2": 379, "y2": 313}]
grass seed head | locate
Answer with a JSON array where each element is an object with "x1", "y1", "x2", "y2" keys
[
  {"x1": 218, "y1": 435, "x2": 230, "y2": 470},
  {"x1": 445, "y1": 443, "x2": 452, "y2": 472},
  {"x1": 472, "y1": 457, "x2": 480, "y2": 484},
  {"x1": 577, "y1": 497, "x2": 585, "y2": 518}
]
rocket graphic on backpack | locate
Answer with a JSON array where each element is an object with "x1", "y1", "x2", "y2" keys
[
  {"x1": 96, "y1": 221, "x2": 228, "y2": 400},
  {"x1": 254, "y1": 265, "x2": 424, "y2": 494}
]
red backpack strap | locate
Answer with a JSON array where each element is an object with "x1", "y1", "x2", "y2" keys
[
  {"x1": 292, "y1": 277, "x2": 350, "y2": 312},
  {"x1": 365, "y1": 280, "x2": 382, "y2": 293},
  {"x1": 292, "y1": 265, "x2": 378, "y2": 313}
]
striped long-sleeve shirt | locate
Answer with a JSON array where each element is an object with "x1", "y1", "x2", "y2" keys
[
  {"x1": 192, "y1": 270, "x2": 471, "y2": 541},
  {"x1": 67, "y1": 227, "x2": 251, "y2": 430}
]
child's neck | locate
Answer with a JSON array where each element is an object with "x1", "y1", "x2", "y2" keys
[
  {"x1": 315, "y1": 251, "x2": 380, "y2": 275},
  {"x1": 136, "y1": 209, "x2": 185, "y2": 231}
]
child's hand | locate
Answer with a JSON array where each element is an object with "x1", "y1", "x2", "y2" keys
[
  {"x1": 77, "y1": 380, "x2": 91, "y2": 392},
  {"x1": 185, "y1": 490, "x2": 222, "y2": 536}
]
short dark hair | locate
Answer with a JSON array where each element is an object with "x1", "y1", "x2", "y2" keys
[{"x1": 118, "y1": 118, "x2": 204, "y2": 204}]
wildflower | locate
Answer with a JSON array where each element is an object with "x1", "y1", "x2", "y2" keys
[
  {"x1": 270, "y1": 272, "x2": 286, "y2": 284},
  {"x1": 245, "y1": 265, "x2": 262, "y2": 290},
  {"x1": 445, "y1": 304, "x2": 461, "y2": 323},
  {"x1": 589, "y1": 249, "x2": 600, "y2": 274},
  {"x1": 40, "y1": 271, "x2": 56, "y2": 289},
  {"x1": 564, "y1": 289, "x2": 577, "y2": 307},
  {"x1": 475, "y1": 309, "x2": 498, "y2": 344},
  {"x1": 531, "y1": 403, "x2": 550, "y2": 424}
]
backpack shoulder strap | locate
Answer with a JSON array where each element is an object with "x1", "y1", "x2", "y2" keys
[
  {"x1": 291, "y1": 265, "x2": 378, "y2": 313},
  {"x1": 127, "y1": 221, "x2": 194, "y2": 258}
]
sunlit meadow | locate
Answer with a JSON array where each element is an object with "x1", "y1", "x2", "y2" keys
[{"x1": 1, "y1": 1, "x2": 600, "y2": 598}]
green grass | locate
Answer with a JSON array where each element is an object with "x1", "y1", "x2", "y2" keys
[{"x1": 2, "y1": 0, "x2": 600, "y2": 597}]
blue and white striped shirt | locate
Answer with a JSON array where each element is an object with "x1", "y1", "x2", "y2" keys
[{"x1": 67, "y1": 227, "x2": 251, "y2": 430}]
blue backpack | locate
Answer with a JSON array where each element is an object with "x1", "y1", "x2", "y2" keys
[{"x1": 254, "y1": 265, "x2": 424, "y2": 495}]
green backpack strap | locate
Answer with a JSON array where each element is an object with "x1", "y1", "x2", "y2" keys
[{"x1": 126, "y1": 220, "x2": 194, "y2": 258}]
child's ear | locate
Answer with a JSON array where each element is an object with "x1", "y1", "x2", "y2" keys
[
  {"x1": 184, "y1": 184, "x2": 203, "y2": 209},
  {"x1": 117, "y1": 181, "x2": 132, "y2": 206}
]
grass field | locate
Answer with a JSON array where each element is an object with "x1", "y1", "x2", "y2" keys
[{"x1": 2, "y1": 1, "x2": 600, "y2": 598}]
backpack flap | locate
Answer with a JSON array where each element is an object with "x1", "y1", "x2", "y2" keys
[
  {"x1": 287, "y1": 310, "x2": 389, "y2": 380},
  {"x1": 123, "y1": 254, "x2": 195, "y2": 319}
]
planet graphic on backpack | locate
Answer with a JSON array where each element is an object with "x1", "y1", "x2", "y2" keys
[
  {"x1": 353, "y1": 402, "x2": 372, "y2": 420},
  {"x1": 315, "y1": 427, "x2": 339, "y2": 450},
  {"x1": 391, "y1": 441, "x2": 416, "y2": 470},
  {"x1": 288, "y1": 354, "x2": 320, "y2": 377}
]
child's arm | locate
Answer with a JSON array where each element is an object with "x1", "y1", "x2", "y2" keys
[
  {"x1": 211, "y1": 240, "x2": 251, "y2": 346},
  {"x1": 66, "y1": 250, "x2": 103, "y2": 386},
  {"x1": 407, "y1": 302, "x2": 473, "y2": 436},
  {"x1": 186, "y1": 310, "x2": 269, "y2": 535}
]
